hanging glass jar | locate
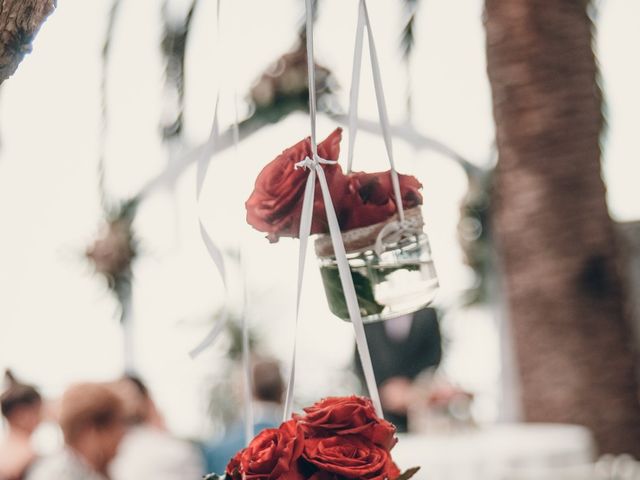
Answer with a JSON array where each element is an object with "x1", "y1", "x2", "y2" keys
[{"x1": 315, "y1": 207, "x2": 438, "y2": 323}]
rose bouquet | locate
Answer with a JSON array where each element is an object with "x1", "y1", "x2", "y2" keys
[
  {"x1": 206, "y1": 396, "x2": 418, "y2": 480},
  {"x1": 245, "y1": 128, "x2": 438, "y2": 322}
]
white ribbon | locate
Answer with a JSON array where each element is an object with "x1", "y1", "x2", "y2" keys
[
  {"x1": 190, "y1": 2, "x2": 227, "y2": 358},
  {"x1": 190, "y1": 96, "x2": 228, "y2": 358},
  {"x1": 346, "y1": 1, "x2": 365, "y2": 174},
  {"x1": 282, "y1": 169, "x2": 317, "y2": 418},
  {"x1": 188, "y1": 0, "x2": 254, "y2": 446},
  {"x1": 283, "y1": 0, "x2": 383, "y2": 420},
  {"x1": 236, "y1": 92, "x2": 254, "y2": 446},
  {"x1": 348, "y1": 0, "x2": 406, "y2": 230}
]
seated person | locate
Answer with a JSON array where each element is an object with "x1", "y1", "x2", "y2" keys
[
  {"x1": 355, "y1": 308, "x2": 442, "y2": 432},
  {"x1": 109, "y1": 375, "x2": 204, "y2": 480},
  {"x1": 27, "y1": 383, "x2": 126, "y2": 480},
  {"x1": 203, "y1": 358, "x2": 285, "y2": 474},
  {"x1": 0, "y1": 371, "x2": 43, "y2": 480}
]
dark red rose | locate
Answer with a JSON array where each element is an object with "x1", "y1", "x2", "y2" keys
[
  {"x1": 296, "y1": 396, "x2": 396, "y2": 451},
  {"x1": 246, "y1": 128, "x2": 425, "y2": 239},
  {"x1": 226, "y1": 450, "x2": 242, "y2": 480},
  {"x1": 225, "y1": 419, "x2": 305, "y2": 480},
  {"x1": 339, "y1": 171, "x2": 423, "y2": 232},
  {"x1": 303, "y1": 435, "x2": 401, "y2": 480},
  {"x1": 245, "y1": 128, "x2": 349, "y2": 242}
]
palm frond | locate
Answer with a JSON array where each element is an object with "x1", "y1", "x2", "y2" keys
[
  {"x1": 400, "y1": 0, "x2": 420, "y2": 61},
  {"x1": 160, "y1": 0, "x2": 200, "y2": 141},
  {"x1": 98, "y1": 0, "x2": 124, "y2": 213}
]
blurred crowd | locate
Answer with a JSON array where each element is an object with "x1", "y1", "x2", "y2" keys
[
  {"x1": 0, "y1": 371, "x2": 205, "y2": 480},
  {"x1": 0, "y1": 308, "x2": 456, "y2": 480},
  {"x1": 0, "y1": 357, "x2": 293, "y2": 480}
]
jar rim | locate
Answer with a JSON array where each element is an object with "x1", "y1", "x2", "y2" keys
[{"x1": 314, "y1": 207, "x2": 425, "y2": 257}]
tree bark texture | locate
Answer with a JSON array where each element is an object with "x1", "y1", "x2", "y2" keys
[
  {"x1": 485, "y1": 0, "x2": 640, "y2": 455},
  {"x1": 0, "y1": 0, "x2": 55, "y2": 84}
]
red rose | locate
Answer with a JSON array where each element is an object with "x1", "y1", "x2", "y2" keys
[
  {"x1": 225, "y1": 419, "x2": 305, "y2": 480},
  {"x1": 339, "y1": 171, "x2": 423, "y2": 231},
  {"x1": 297, "y1": 396, "x2": 397, "y2": 451},
  {"x1": 355, "y1": 171, "x2": 422, "y2": 208},
  {"x1": 245, "y1": 128, "x2": 349, "y2": 242},
  {"x1": 226, "y1": 450, "x2": 242, "y2": 479},
  {"x1": 303, "y1": 435, "x2": 401, "y2": 480}
]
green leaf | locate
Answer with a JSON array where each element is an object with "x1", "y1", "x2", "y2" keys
[
  {"x1": 203, "y1": 474, "x2": 225, "y2": 480},
  {"x1": 320, "y1": 266, "x2": 385, "y2": 319},
  {"x1": 397, "y1": 466, "x2": 421, "y2": 480},
  {"x1": 400, "y1": 0, "x2": 420, "y2": 61}
]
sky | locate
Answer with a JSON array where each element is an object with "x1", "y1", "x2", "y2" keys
[{"x1": 0, "y1": 0, "x2": 638, "y2": 439}]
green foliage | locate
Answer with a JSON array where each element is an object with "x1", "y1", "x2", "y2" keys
[
  {"x1": 203, "y1": 474, "x2": 226, "y2": 480},
  {"x1": 398, "y1": 466, "x2": 421, "y2": 480},
  {"x1": 248, "y1": 35, "x2": 339, "y2": 125},
  {"x1": 86, "y1": 198, "x2": 139, "y2": 323},
  {"x1": 320, "y1": 266, "x2": 384, "y2": 320},
  {"x1": 160, "y1": 0, "x2": 199, "y2": 140},
  {"x1": 400, "y1": 0, "x2": 420, "y2": 62},
  {"x1": 458, "y1": 169, "x2": 494, "y2": 305}
]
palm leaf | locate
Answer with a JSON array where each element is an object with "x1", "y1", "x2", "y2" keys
[
  {"x1": 398, "y1": 466, "x2": 421, "y2": 480},
  {"x1": 98, "y1": 0, "x2": 124, "y2": 213},
  {"x1": 400, "y1": 0, "x2": 420, "y2": 61},
  {"x1": 160, "y1": 0, "x2": 200, "y2": 141}
]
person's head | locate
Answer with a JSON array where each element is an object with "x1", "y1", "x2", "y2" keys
[
  {"x1": 111, "y1": 374, "x2": 166, "y2": 429},
  {"x1": 59, "y1": 383, "x2": 126, "y2": 473},
  {"x1": 252, "y1": 359, "x2": 284, "y2": 404},
  {"x1": 0, "y1": 370, "x2": 42, "y2": 435}
]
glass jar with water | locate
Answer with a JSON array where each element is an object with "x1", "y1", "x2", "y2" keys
[{"x1": 315, "y1": 208, "x2": 439, "y2": 323}]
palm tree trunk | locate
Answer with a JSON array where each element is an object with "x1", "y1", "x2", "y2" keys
[
  {"x1": 0, "y1": 0, "x2": 55, "y2": 84},
  {"x1": 485, "y1": 0, "x2": 640, "y2": 455}
]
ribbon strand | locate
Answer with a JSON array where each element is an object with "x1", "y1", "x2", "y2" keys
[
  {"x1": 283, "y1": 170, "x2": 317, "y2": 419},
  {"x1": 315, "y1": 166, "x2": 382, "y2": 416},
  {"x1": 346, "y1": 0, "x2": 366, "y2": 174},
  {"x1": 348, "y1": 0, "x2": 406, "y2": 224},
  {"x1": 189, "y1": 0, "x2": 254, "y2": 446},
  {"x1": 305, "y1": 0, "x2": 318, "y2": 159},
  {"x1": 191, "y1": 96, "x2": 228, "y2": 358}
]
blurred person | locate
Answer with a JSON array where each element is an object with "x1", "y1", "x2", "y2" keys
[
  {"x1": 0, "y1": 371, "x2": 43, "y2": 480},
  {"x1": 355, "y1": 308, "x2": 442, "y2": 432},
  {"x1": 27, "y1": 382, "x2": 126, "y2": 480},
  {"x1": 108, "y1": 375, "x2": 204, "y2": 480},
  {"x1": 203, "y1": 358, "x2": 285, "y2": 474}
]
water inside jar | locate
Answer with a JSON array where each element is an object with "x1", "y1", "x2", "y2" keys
[{"x1": 318, "y1": 233, "x2": 439, "y2": 323}]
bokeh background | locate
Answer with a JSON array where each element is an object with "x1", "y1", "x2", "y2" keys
[{"x1": 0, "y1": 0, "x2": 638, "y2": 460}]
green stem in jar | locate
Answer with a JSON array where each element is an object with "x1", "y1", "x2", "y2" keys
[{"x1": 319, "y1": 266, "x2": 385, "y2": 319}]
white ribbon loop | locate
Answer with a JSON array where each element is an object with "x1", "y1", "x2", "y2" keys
[{"x1": 374, "y1": 219, "x2": 423, "y2": 257}]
